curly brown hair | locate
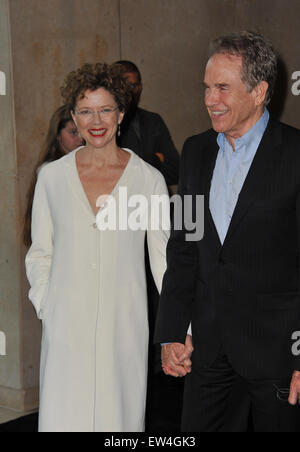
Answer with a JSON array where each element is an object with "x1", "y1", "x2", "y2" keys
[{"x1": 60, "y1": 63, "x2": 132, "y2": 112}]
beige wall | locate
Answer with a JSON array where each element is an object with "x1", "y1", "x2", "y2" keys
[
  {"x1": 120, "y1": 0, "x2": 300, "y2": 150},
  {"x1": 1, "y1": 0, "x2": 300, "y2": 410}
]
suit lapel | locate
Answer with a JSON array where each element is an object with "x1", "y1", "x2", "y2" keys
[
  {"x1": 199, "y1": 132, "x2": 222, "y2": 248},
  {"x1": 201, "y1": 132, "x2": 219, "y2": 196},
  {"x1": 222, "y1": 119, "x2": 282, "y2": 247}
]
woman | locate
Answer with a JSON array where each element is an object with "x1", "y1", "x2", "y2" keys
[
  {"x1": 23, "y1": 105, "x2": 83, "y2": 247},
  {"x1": 25, "y1": 63, "x2": 169, "y2": 432}
]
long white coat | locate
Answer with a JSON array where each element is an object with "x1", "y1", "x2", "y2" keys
[{"x1": 25, "y1": 148, "x2": 170, "y2": 432}]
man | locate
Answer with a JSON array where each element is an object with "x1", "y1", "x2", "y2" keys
[
  {"x1": 115, "y1": 60, "x2": 180, "y2": 187},
  {"x1": 155, "y1": 31, "x2": 300, "y2": 432}
]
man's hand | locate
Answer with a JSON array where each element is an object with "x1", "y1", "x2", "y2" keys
[
  {"x1": 162, "y1": 335, "x2": 194, "y2": 377},
  {"x1": 179, "y1": 334, "x2": 194, "y2": 374},
  {"x1": 288, "y1": 371, "x2": 300, "y2": 405}
]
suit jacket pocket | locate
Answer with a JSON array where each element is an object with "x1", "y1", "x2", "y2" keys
[{"x1": 257, "y1": 291, "x2": 300, "y2": 311}]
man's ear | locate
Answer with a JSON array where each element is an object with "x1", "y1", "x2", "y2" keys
[{"x1": 254, "y1": 81, "x2": 269, "y2": 107}]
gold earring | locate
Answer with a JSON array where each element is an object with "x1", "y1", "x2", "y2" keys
[{"x1": 118, "y1": 124, "x2": 121, "y2": 137}]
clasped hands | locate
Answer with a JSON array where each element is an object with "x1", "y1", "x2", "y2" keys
[
  {"x1": 161, "y1": 339, "x2": 300, "y2": 401},
  {"x1": 161, "y1": 335, "x2": 193, "y2": 377}
]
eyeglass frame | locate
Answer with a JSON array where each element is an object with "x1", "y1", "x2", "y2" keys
[{"x1": 74, "y1": 106, "x2": 119, "y2": 121}]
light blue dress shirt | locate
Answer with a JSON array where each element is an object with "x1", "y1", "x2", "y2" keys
[{"x1": 210, "y1": 109, "x2": 270, "y2": 245}]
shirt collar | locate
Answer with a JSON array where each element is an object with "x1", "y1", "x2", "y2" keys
[{"x1": 217, "y1": 109, "x2": 270, "y2": 153}]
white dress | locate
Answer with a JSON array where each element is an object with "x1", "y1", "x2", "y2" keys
[{"x1": 25, "y1": 148, "x2": 170, "y2": 432}]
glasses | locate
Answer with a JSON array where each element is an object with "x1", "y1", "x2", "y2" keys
[{"x1": 75, "y1": 107, "x2": 119, "y2": 122}]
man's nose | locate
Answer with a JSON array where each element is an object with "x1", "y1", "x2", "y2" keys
[{"x1": 205, "y1": 88, "x2": 219, "y2": 107}]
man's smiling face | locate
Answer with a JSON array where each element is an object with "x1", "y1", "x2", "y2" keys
[{"x1": 204, "y1": 53, "x2": 264, "y2": 146}]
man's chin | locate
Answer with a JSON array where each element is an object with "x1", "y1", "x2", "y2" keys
[
  {"x1": 211, "y1": 123, "x2": 226, "y2": 133},
  {"x1": 209, "y1": 113, "x2": 230, "y2": 133}
]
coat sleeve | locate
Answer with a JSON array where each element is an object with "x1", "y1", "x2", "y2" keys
[
  {"x1": 154, "y1": 140, "x2": 199, "y2": 345},
  {"x1": 146, "y1": 173, "x2": 170, "y2": 294},
  {"x1": 25, "y1": 169, "x2": 53, "y2": 320}
]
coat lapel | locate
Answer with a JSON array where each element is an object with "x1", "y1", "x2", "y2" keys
[
  {"x1": 63, "y1": 148, "x2": 96, "y2": 219},
  {"x1": 222, "y1": 119, "x2": 282, "y2": 247}
]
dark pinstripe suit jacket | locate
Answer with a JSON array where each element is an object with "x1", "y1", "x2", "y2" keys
[{"x1": 155, "y1": 118, "x2": 300, "y2": 379}]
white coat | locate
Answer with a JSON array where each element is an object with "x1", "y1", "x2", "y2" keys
[{"x1": 25, "y1": 148, "x2": 170, "y2": 432}]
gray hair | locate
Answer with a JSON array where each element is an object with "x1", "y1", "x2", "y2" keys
[{"x1": 209, "y1": 31, "x2": 277, "y2": 106}]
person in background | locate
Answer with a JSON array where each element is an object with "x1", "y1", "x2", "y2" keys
[
  {"x1": 115, "y1": 60, "x2": 180, "y2": 187},
  {"x1": 23, "y1": 105, "x2": 83, "y2": 248}
]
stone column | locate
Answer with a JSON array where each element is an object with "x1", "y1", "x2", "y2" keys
[{"x1": 0, "y1": 0, "x2": 39, "y2": 412}]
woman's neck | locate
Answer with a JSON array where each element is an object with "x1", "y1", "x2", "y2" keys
[{"x1": 79, "y1": 142, "x2": 127, "y2": 169}]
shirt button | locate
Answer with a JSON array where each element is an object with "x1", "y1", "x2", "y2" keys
[{"x1": 92, "y1": 223, "x2": 97, "y2": 229}]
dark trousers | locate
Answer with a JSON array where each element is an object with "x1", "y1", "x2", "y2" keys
[{"x1": 182, "y1": 348, "x2": 300, "y2": 432}]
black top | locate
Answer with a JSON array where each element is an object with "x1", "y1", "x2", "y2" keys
[{"x1": 118, "y1": 107, "x2": 180, "y2": 186}]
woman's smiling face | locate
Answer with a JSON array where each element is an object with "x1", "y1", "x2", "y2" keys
[{"x1": 72, "y1": 88, "x2": 124, "y2": 151}]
